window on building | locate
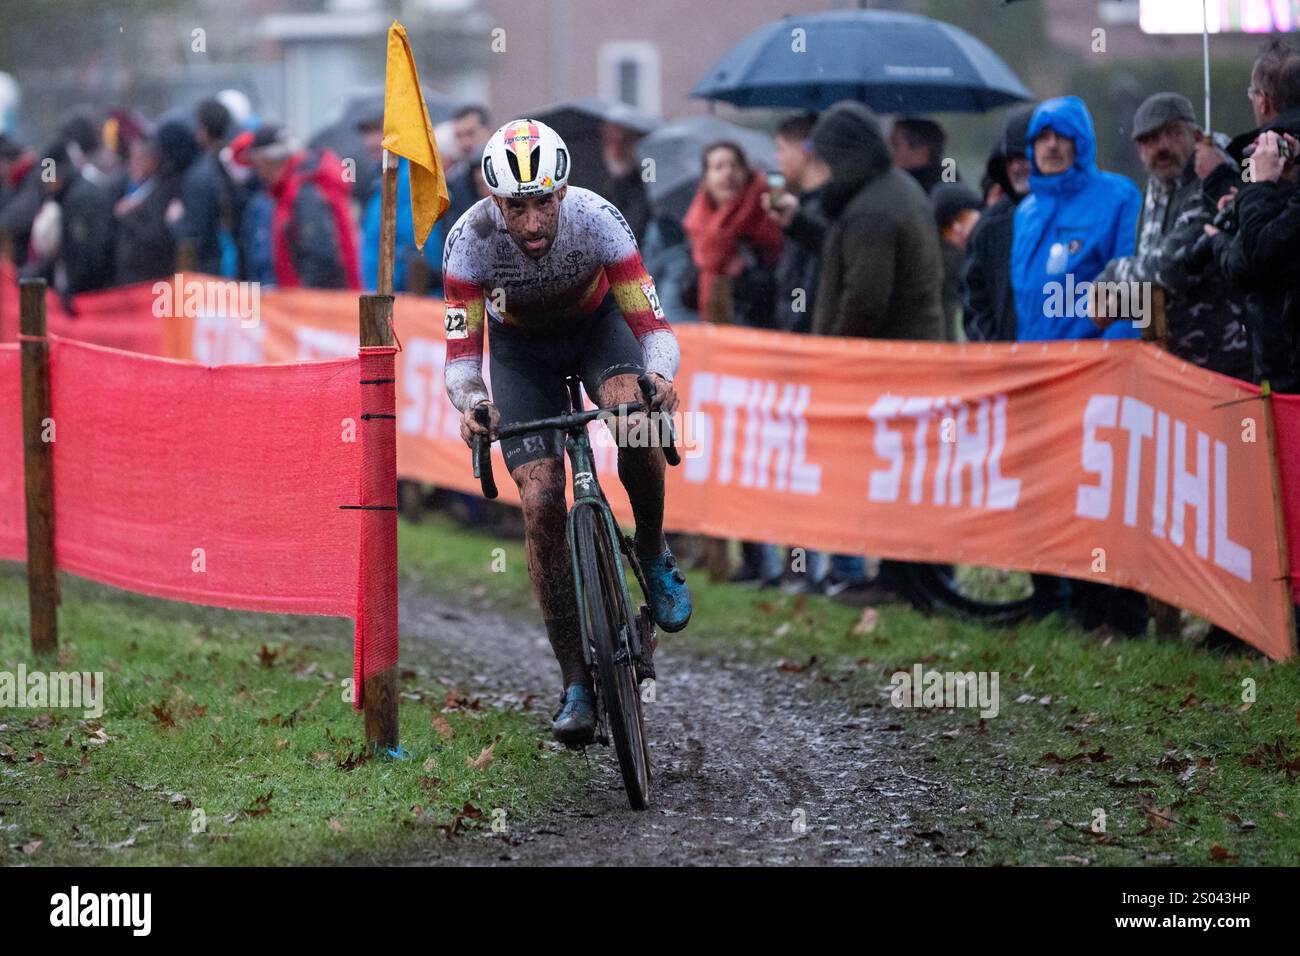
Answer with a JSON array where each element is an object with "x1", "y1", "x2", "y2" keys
[{"x1": 597, "y1": 41, "x2": 661, "y2": 117}]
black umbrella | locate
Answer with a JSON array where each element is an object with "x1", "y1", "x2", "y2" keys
[{"x1": 691, "y1": 9, "x2": 1031, "y2": 113}]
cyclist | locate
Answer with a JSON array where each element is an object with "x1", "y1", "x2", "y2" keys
[{"x1": 442, "y1": 119, "x2": 692, "y2": 745}]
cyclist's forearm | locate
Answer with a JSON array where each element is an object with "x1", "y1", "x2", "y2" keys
[
  {"x1": 639, "y1": 328, "x2": 680, "y2": 382},
  {"x1": 445, "y1": 360, "x2": 490, "y2": 414}
]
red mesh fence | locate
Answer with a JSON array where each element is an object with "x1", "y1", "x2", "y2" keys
[
  {"x1": 0, "y1": 345, "x2": 22, "y2": 563},
  {"x1": 45, "y1": 336, "x2": 363, "y2": 616}
]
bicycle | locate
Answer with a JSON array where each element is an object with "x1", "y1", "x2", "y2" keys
[{"x1": 470, "y1": 373, "x2": 681, "y2": 810}]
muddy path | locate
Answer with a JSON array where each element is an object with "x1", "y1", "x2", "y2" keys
[{"x1": 400, "y1": 580, "x2": 977, "y2": 866}]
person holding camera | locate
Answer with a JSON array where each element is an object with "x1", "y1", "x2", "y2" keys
[
  {"x1": 1092, "y1": 93, "x2": 1252, "y2": 380},
  {"x1": 1203, "y1": 41, "x2": 1300, "y2": 392}
]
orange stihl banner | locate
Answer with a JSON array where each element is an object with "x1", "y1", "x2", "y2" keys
[{"x1": 1, "y1": 268, "x2": 1294, "y2": 659}]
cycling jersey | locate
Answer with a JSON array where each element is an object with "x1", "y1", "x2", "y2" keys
[{"x1": 441, "y1": 186, "x2": 680, "y2": 413}]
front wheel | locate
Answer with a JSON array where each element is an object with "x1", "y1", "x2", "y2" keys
[{"x1": 573, "y1": 505, "x2": 651, "y2": 810}]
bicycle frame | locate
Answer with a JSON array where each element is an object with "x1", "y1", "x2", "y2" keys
[{"x1": 561, "y1": 377, "x2": 648, "y2": 676}]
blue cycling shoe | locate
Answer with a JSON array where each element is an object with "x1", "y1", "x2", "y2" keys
[
  {"x1": 551, "y1": 684, "x2": 596, "y2": 746},
  {"x1": 639, "y1": 544, "x2": 693, "y2": 633}
]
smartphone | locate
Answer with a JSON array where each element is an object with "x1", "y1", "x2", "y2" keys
[{"x1": 766, "y1": 171, "x2": 786, "y2": 202}]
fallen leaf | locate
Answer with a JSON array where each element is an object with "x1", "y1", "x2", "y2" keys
[
  {"x1": 430, "y1": 714, "x2": 455, "y2": 741},
  {"x1": 336, "y1": 749, "x2": 368, "y2": 772},
  {"x1": 150, "y1": 702, "x2": 175, "y2": 728},
  {"x1": 852, "y1": 608, "x2": 879, "y2": 635},
  {"x1": 467, "y1": 741, "x2": 496, "y2": 772},
  {"x1": 1138, "y1": 793, "x2": 1179, "y2": 830},
  {"x1": 239, "y1": 791, "x2": 273, "y2": 818},
  {"x1": 1208, "y1": 842, "x2": 1238, "y2": 862}
]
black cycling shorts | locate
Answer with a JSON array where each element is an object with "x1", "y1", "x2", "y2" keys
[{"x1": 488, "y1": 292, "x2": 644, "y2": 471}]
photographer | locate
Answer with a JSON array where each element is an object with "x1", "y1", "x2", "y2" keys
[
  {"x1": 1206, "y1": 130, "x2": 1300, "y2": 391},
  {"x1": 1093, "y1": 93, "x2": 1251, "y2": 380},
  {"x1": 1203, "y1": 41, "x2": 1300, "y2": 392}
]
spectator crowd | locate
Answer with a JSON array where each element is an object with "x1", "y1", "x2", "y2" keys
[{"x1": 0, "y1": 93, "x2": 500, "y2": 303}]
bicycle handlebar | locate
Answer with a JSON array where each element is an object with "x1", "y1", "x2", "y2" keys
[
  {"x1": 472, "y1": 404, "x2": 499, "y2": 500},
  {"x1": 638, "y1": 373, "x2": 681, "y2": 467},
  {"x1": 468, "y1": 373, "x2": 680, "y2": 499}
]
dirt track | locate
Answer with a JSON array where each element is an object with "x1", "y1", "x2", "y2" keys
[{"x1": 400, "y1": 583, "x2": 978, "y2": 866}]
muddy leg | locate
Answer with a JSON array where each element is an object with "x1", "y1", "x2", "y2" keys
[
  {"x1": 597, "y1": 373, "x2": 667, "y2": 562},
  {"x1": 512, "y1": 458, "x2": 586, "y2": 688}
]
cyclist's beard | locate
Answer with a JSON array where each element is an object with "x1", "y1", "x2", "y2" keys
[
  {"x1": 512, "y1": 225, "x2": 557, "y2": 259},
  {"x1": 508, "y1": 203, "x2": 561, "y2": 259}
]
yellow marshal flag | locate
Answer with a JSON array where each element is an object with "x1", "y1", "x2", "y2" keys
[{"x1": 382, "y1": 21, "x2": 449, "y2": 251}]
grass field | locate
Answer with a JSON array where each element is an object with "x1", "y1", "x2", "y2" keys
[
  {"x1": 0, "y1": 559, "x2": 586, "y2": 866},
  {"x1": 4, "y1": 511, "x2": 1299, "y2": 866}
]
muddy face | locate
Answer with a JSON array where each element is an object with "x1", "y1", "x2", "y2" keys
[{"x1": 495, "y1": 187, "x2": 566, "y2": 259}]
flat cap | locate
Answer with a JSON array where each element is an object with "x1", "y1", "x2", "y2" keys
[{"x1": 1132, "y1": 92, "x2": 1196, "y2": 140}]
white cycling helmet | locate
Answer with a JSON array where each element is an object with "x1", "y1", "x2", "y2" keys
[{"x1": 481, "y1": 118, "x2": 570, "y2": 198}]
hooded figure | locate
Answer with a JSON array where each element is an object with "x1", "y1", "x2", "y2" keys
[
  {"x1": 810, "y1": 101, "x2": 943, "y2": 340},
  {"x1": 1011, "y1": 96, "x2": 1142, "y2": 341}
]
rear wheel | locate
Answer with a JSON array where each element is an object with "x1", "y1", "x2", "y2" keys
[
  {"x1": 896, "y1": 562, "x2": 1034, "y2": 624},
  {"x1": 573, "y1": 505, "x2": 650, "y2": 810}
]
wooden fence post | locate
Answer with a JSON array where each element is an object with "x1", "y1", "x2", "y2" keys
[
  {"x1": 19, "y1": 279, "x2": 57, "y2": 654},
  {"x1": 359, "y1": 294, "x2": 399, "y2": 753}
]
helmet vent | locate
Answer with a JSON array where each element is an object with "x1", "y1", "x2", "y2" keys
[{"x1": 506, "y1": 146, "x2": 541, "y2": 184}]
